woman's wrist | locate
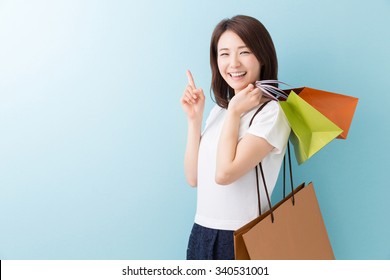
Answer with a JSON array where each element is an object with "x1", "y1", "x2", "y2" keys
[
  {"x1": 187, "y1": 117, "x2": 203, "y2": 130},
  {"x1": 226, "y1": 106, "x2": 242, "y2": 118}
]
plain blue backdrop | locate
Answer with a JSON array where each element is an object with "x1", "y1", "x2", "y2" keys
[{"x1": 0, "y1": 0, "x2": 389, "y2": 259}]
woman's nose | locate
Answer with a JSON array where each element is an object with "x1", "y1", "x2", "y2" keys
[{"x1": 229, "y1": 54, "x2": 241, "y2": 67}]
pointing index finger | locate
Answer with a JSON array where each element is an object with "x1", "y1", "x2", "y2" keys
[{"x1": 186, "y1": 70, "x2": 196, "y2": 88}]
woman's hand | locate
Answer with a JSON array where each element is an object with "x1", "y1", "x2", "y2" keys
[
  {"x1": 180, "y1": 70, "x2": 205, "y2": 122},
  {"x1": 228, "y1": 84, "x2": 263, "y2": 115},
  {"x1": 181, "y1": 70, "x2": 205, "y2": 187}
]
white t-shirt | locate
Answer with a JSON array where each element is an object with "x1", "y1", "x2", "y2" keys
[{"x1": 194, "y1": 101, "x2": 291, "y2": 231}]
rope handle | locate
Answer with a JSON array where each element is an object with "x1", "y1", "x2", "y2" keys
[
  {"x1": 249, "y1": 100, "x2": 295, "y2": 223},
  {"x1": 255, "y1": 80, "x2": 292, "y2": 101}
]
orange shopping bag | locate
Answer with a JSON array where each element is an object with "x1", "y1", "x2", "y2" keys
[
  {"x1": 284, "y1": 87, "x2": 358, "y2": 139},
  {"x1": 256, "y1": 81, "x2": 358, "y2": 140}
]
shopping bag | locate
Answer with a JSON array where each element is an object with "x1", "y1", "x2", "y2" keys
[
  {"x1": 285, "y1": 87, "x2": 358, "y2": 139},
  {"x1": 256, "y1": 81, "x2": 358, "y2": 141},
  {"x1": 234, "y1": 182, "x2": 305, "y2": 260},
  {"x1": 241, "y1": 182, "x2": 335, "y2": 260},
  {"x1": 234, "y1": 209, "x2": 268, "y2": 260},
  {"x1": 279, "y1": 91, "x2": 343, "y2": 164}
]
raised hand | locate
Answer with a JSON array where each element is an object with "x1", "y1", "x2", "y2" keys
[
  {"x1": 180, "y1": 70, "x2": 205, "y2": 121},
  {"x1": 228, "y1": 84, "x2": 264, "y2": 115}
]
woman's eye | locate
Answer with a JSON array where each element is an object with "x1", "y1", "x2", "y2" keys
[
  {"x1": 240, "y1": 51, "x2": 251, "y2": 55},
  {"x1": 220, "y1": 53, "x2": 229, "y2": 57}
]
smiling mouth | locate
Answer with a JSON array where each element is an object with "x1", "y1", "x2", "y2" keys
[{"x1": 229, "y1": 71, "x2": 246, "y2": 78}]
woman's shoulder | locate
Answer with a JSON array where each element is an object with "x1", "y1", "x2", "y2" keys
[
  {"x1": 209, "y1": 103, "x2": 224, "y2": 114},
  {"x1": 206, "y1": 103, "x2": 225, "y2": 120},
  {"x1": 263, "y1": 100, "x2": 280, "y2": 111},
  {"x1": 249, "y1": 100, "x2": 280, "y2": 118},
  {"x1": 249, "y1": 99, "x2": 289, "y2": 126},
  {"x1": 203, "y1": 104, "x2": 224, "y2": 130}
]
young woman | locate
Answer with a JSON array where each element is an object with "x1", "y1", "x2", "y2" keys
[{"x1": 181, "y1": 15, "x2": 291, "y2": 260}]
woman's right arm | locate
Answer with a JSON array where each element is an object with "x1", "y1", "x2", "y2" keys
[{"x1": 180, "y1": 70, "x2": 205, "y2": 187}]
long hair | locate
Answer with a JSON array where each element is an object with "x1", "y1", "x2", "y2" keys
[{"x1": 210, "y1": 15, "x2": 278, "y2": 108}]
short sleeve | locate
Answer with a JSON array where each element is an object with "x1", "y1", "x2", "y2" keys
[{"x1": 247, "y1": 101, "x2": 291, "y2": 154}]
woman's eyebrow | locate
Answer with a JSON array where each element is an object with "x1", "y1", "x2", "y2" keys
[
  {"x1": 218, "y1": 46, "x2": 248, "y2": 52},
  {"x1": 218, "y1": 47, "x2": 229, "y2": 52}
]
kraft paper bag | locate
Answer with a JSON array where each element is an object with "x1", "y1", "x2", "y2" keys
[
  {"x1": 286, "y1": 87, "x2": 358, "y2": 139},
  {"x1": 234, "y1": 209, "x2": 268, "y2": 260},
  {"x1": 279, "y1": 91, "x2": 343, "y2": 164},
  {"x1": 241, "y1": 182, "x2": 335, "y2": 260},
  {"x1": 234, "y1": 181, "x2": 302, "y2": 260}
]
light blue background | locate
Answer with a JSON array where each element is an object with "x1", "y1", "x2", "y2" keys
[{"x1": 0, "y1": 0, "x2": 389, "y2": 260}]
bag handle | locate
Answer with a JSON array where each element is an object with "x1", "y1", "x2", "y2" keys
[
  {"x1": 255, "y1": 80, "x2": 291, "y2": 101},
  {"x1": 249, "y1": 101, "x2": 271, "y2": 217},
  {"x1": 283, "y1": 142, "x2": 295, "y2": 205},
  {"x1": 249, "y1": 101, "x2": 294, "y2": 223},
  {"x1": 256, "y1": 143, "x2": 294, "y2": 223}
]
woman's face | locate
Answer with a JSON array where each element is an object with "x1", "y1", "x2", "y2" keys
[{"x1": 217, "y1": 30, "x2": 261, "y2": 93}]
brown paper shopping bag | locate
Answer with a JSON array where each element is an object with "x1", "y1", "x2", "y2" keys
[
  {"x1": 241, "y1": 182, "x2": 335, "y2": 260},
  {"x1": 234, "y1": 207, "x2": 269, "y2": 260},
  {"x1": 233, "y1": 183, "x2": 306, "y2": 260}
]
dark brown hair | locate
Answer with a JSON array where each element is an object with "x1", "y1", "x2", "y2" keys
[{"x1": 210, "y1": 15, "x2": 278, "y2": 108}]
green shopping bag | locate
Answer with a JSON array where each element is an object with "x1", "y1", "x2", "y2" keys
[{"x1": 279, "y1": 91, "x2": 343, "y2": 164}]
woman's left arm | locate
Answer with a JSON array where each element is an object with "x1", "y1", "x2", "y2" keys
[{"x1": 215, "y1": 84, "x2": 273, "y2": 185}]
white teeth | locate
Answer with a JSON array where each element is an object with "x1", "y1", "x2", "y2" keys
[{"x1": 230, "y1": 72, "x2": 246, "y2": 77}]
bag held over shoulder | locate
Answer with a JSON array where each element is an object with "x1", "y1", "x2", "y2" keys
[{"x1": 239, "y1": 182, "x2": 335, "y2": 260}]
